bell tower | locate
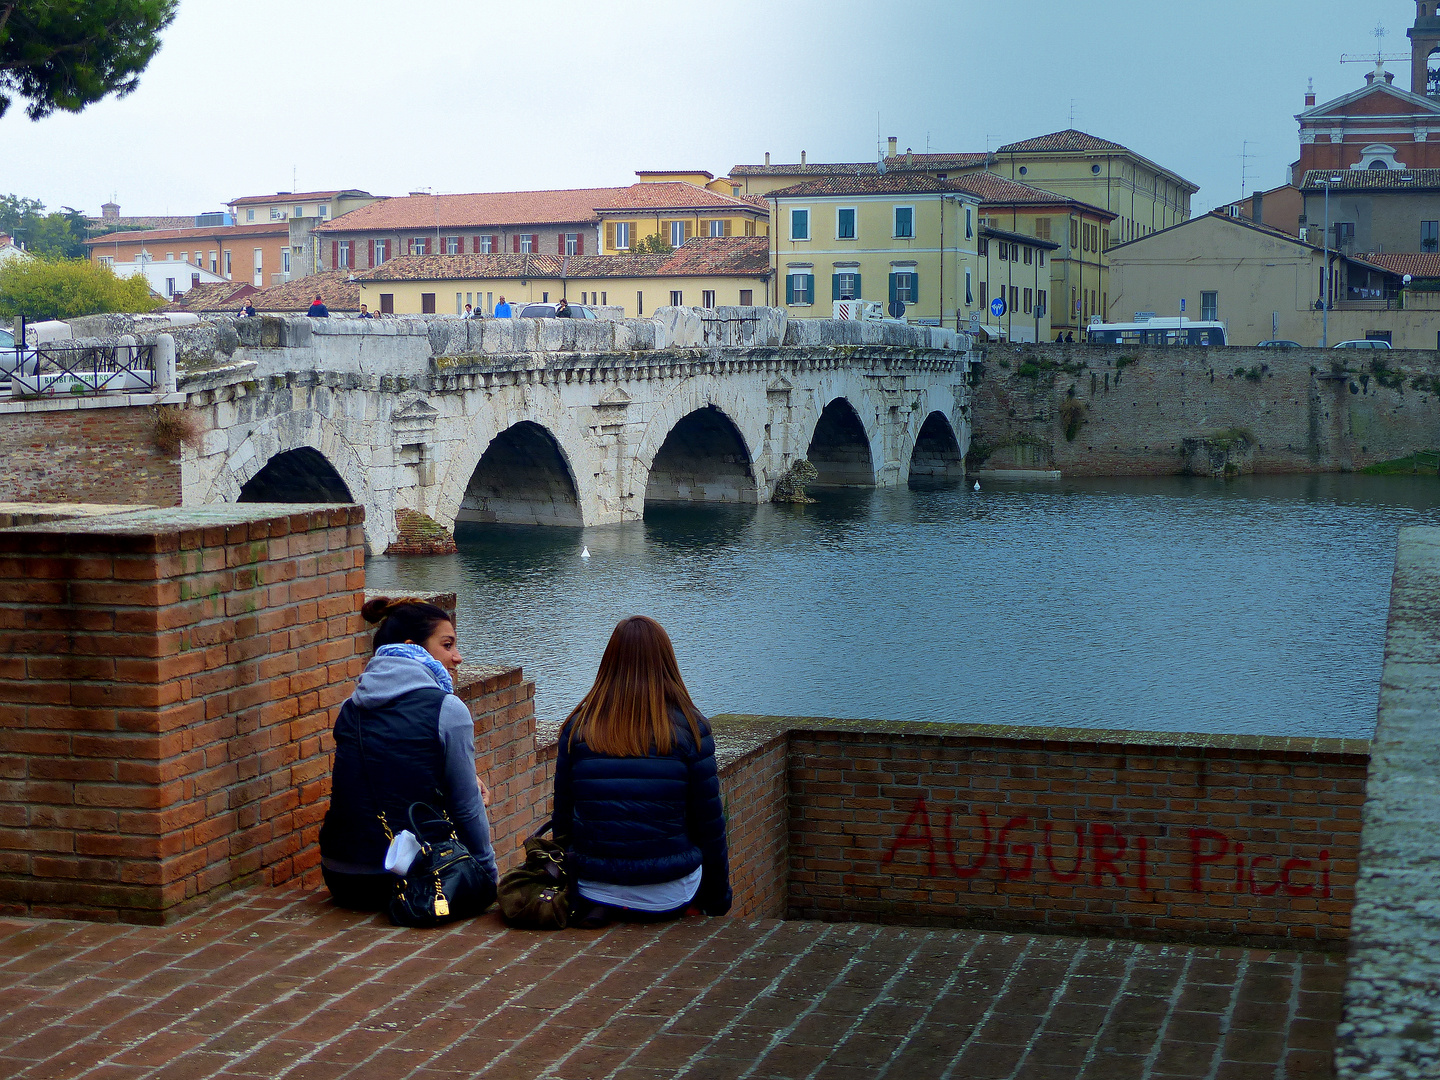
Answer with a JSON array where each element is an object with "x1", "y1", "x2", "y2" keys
[{"x1": 1410, "y1": 1, "x2": 1440, "y2": 96}]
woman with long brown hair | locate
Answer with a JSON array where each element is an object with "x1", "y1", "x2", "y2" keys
[{"x1": 552, "y1": 616, "x2": 731, "y2": 929}]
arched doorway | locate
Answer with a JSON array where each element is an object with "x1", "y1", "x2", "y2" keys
[
  {"x1": 908, "y1": 412, "x2": 965, "y2": 483},
  {"x1": 807, "y1": 398, "x2": 875, "y2": 486},
  {"x1": 644, "y1": 405, "x2": 757, "y2": 505},
  {"x1": 238, "y1": 447, "x2": 353, "y2": 503},
  {"x1": 459, "y1": 422, "x2": 582, "y2": 526}
]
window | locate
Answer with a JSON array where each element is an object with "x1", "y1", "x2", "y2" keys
[
  {"x1": 410, "y1": 236, "x2": 429, "y2": 255},
  {"x1": 519, "y1": 234, "x2": 533, "y2": 254},
  {"x1": 790, "y1": 208, "x2": 810, "y2": 240},
  {"x1": 542, "y1": 291, "x2": 549, "y2": 302},
  {"x1": 893, "y1": 271, "x2": 916, "y2": 303},
  {"x1": 837, "y1": 208, "x2": 856, "y2": 239},
  {"x1": 246, "y1": 209, "x2": 255, "y2": 222},
  {"x1": 1037, "y1": 289, "x2": 1047, "y2": 315},
  {"x1": 709, "y1": 219, "x2": 729, "y2": 237},
  {"x1": 165, "y1": 277, "x2": 176, "y2": 296},
  {"x1": 224, "y1": 250, "x2": 232, "y2": 277},
  {"x1": 271, "y1": 207, "x2": 284, "y2": 220},
  {"x1": 669, "y1": 221, "x2": 687, "y2": 248},
  {"x1": 702, "y1": 290, "x2": 716, "y2": 308},
  {"x1": 1035, "y1": 218, "x2": 1051, "y2": 241},
  {"x1": 1334, "y1": 222, "x2": 1355, "y2": 249},
  {"x1": 98, "y1": 255, "x2": 113, "y2": 267},
  {"x1": 1102, "y1": 227, "x2": 1110, "y2": 250},
  {"x1": 980, "y1": 281, "x2": 988, "y2": 307},
  {"x1": 374, "y1": 239, "x2": 389, "y2": 264},
  {"x1": 380, "y1": 293, "x2": 394, "y2": 314},
  {"x1": 965, "y1": 207, "x2": 973, "y2": 240},
  {"x1": 1039, "y1": 251, "x2": 1045, "y2": 267},
  {"x1": 978, "y1": 237, "x2": 988, "y2": 256},
  {"x1": 294, "y1": 205, "x2": 304, "y2": 218},
  {"x1": 894, "y1": 206, "x2": 914, "y2": 238},
  {"x1": 1011, "y1": 285, "x2": 1019, "y2": 314},
  {"x1": 421, "y1": 293, "x2": 436, "y2": 314},
  {"x1": 1201, "y1": 291, "x2": 1218, "y2": 321},
  {"x1": 1423, "y1": 221, "x2": 1439, "y2": 253},
  {"x1": 283, "y1": 250, "x2": 291, "y2": 274},
  {"x1": 1024, "y1": 246, "x2": 1033, "y2": 265},
  {"x1": 787, "y1": 271, "x2": 814, "y2": 305},
  {"x1": 965, "y1": 269, "x2": 973, "y2": 305},
  {"x1": 252, "y1": 248, "x2": 263, "y2": 286},
  {"x1": 834, "y1": 272, "x2": 860, "y2": 300},
  {"x1": 1070, "y1": 218, "x2": 1079, "y2": 248},
  {"x1": 194, "y1": 251, "x2": 202, "y2": 264},
  {"x1": 208, "y1": 251, "x2": 216, "y2": 272},
  {"x1": 670, "y1": 290, "x2": 684, "y2": 306},
  {"x1": 998, "y1": 242, "x2": 1009, "y2": 261},
  {"x1": 337, "y1": 241, "x2": 350, "y2": 268},
  {"x1": 479, "y1": 235, "x2": 494, "y2": 254},
  {"x1": 614, "y1": 222, "x2": 631, "y2": 250},
  {"x1": 456, "y1": 293, "x2": 463, "y2": 315},
  {"x1": 165, "y1": 252, "x2": 174, "y2": 261},
  {"x1": 563, "y1": 232, "x2": 580, "y2": 255},
  {"x1": 1024, "y1": 288, "x2": 1032, "y2": 314},
  {"x1": 319, "y1": 204, "x2": 329, "y2": 218},
  {"x1": 739, "y1": 289, "x2": 753, "y2": 305},
  {"x1": 637, "y1": 291, "x2": 644, "y2": 314},
  {"x1": 601, "y1": 292, "x2": 606, "y2": 305},
  {"x1": 445, "y1": 236, "x2": 460, "y2": 254}
]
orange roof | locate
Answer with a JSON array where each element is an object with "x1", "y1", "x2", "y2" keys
[
  {"x1": 1355, "y1": 252, "x2": 1440, "y2": 277},
  {"x1": 950, "y1": 173, "x2": 1116, "y2": 218},
  {"x1": 83, "y1": 221, "x2": 288, "y2": 246},
  {"x1": 356, "y1": 236, "x2": 771, "y2": 282},
  {"x1": 997, "y1": 129, "x2": 1128, "y2": 153},
  {"x1": 883, "y1": 152, "x2": 990, "y2": 169},
  {"x1": 248, "y1": 269, "x2": 360, "y2": 312},
  {"x1": 594, "y1": 182, "x2": 763, "y2": 213}
]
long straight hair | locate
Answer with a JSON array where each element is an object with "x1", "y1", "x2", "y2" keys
[{"x1": 566, "y1": 616, "x2": 702, "y2": 757}]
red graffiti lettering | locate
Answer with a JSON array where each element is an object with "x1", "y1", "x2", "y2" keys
[
  {"x1": 1090, "y1": 823, "x2": 1127, "y2": 888},
  {"x1": 944, "y1": 808, "x2": 993, "y2": 878},
  {"x1": 1281, "y1": 857, "x2": 1314, "y2": 897},
  {"x1": 1043, "y1": 821, "x2": 1085, "y2": 882},
  {"x1": 996, "y1": 817, "x2": 1034, "y2": 880},
  {"x1": 1250, "y1": 855, "x2": 1279, "y2": 896},
  {"x1": 884, "y1": 799, "x2": 937, "y2": 876},
  {"x1": 1235, "y1": 841, "x2": 1246, "y2": 893},
  {"x1": 1189, "y1": 828, "x2": 1230, "y2": 893}
]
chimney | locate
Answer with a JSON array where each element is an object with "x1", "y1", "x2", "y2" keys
[
  {"x1": 801, "y1": 150, "x2": 807, "y2": 165},
  {"x1": 1252, "y1": 190, "x2": 1264, "y2": 224},
  {"x1": 191, "y1": 273, "x2": 201, "y2": 288},
  {"x1": 906, "y1": 148, "x2": 913, "y2": 166},
  {"x1": 764, "y1": 152, "x2": 770, "y2": 166},
  {"x1": 101, "y1": 200, "x2": 120, "y2": 221},
  {"x1": 1304, "y1": 78, "x2": 1316, "y2": 108},
  {"x1": 887, "y1": 136, "x2": 898, "y2": 157}
]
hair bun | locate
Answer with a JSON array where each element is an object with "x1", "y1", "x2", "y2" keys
[{"x1": 361, "y1": 595, "x2": 437, "y2": 624}]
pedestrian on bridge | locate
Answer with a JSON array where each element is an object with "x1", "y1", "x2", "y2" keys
[
  {"x1": 494, "y1": 296, "x2": 512, "y2": 318},
  {"x1": 307, "y1": 294, "x2": 330, "y2": 317}
]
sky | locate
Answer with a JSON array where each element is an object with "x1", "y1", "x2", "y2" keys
[{"x1": 0, "y1": 0, "x2": 1425, "y2": 218}]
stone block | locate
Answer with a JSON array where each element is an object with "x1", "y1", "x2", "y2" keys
[
  {"x1": 571, "y1": 320, "x2": 614, "y2": 352},
  {"x1": 614, "y1": 320, "x2": 656, "y2": 351},
  {"x1": 481, "y1": 320, "x2": 514, "y2": 354},
  {"x1": 537, "y1": 320, "x2": 568, "y2": 352},
  {"x1": 511, "y1": 319, "x2": 538, "y2": 353},
  {"x1": 654, "y1": 307, "x2": 705, "y2": 348}
]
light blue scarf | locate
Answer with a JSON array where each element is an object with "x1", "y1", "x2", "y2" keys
[{"x1": 376, "y1": 643, "x2": 454, "y2": 695}]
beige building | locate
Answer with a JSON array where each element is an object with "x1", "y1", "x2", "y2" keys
[
  {"x1": 976, "y1": 226, "x2": 1058, "y2": 342},
  {"x1": 1106, "y1": 212, "x2": 1422, "y2": 346},
  {"x1": 353, "y1": 236, "x2": 771, "y2": 316},
  {"x1": 766, "y1": 174, "x2": 982, "y2": 329},
  {"x1": 227, "y1": 189, "x2": 381, "y2": 282}
]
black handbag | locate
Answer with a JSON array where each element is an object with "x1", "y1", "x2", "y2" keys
[
  {"x1": 387, "y1": 801, "x2": 495, "y2": 928},
  {"x1": 497, "y1": 820, "x2": 570, "y2": 930}
]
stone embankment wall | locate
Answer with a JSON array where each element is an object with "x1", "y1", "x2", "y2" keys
[
  {"x1": 0, "y1": 401, "x2": 180, "y2": 505},
  {"x1": 972, "y1": 343, "x2": 1440, "y2": 475}
]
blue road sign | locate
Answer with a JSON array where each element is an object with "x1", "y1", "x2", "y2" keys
[
  {"x1": 990, "y1": 297, "x2": 1006, "y2": 318},
  {"x1": 1180, "y1": 298, "x2": 1186, "y2": 312}
]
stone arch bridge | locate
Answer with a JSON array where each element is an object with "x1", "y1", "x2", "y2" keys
[{"x1": 177, "y1": 310, "x2": 974, "y2": 552}]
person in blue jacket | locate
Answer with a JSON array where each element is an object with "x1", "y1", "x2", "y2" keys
[
  {"x1": 319, "y1": 596, "x2": 497, "y2": 911},
  {"x1": 493, "y1": 296, "x2": 512, "y2": 318},
  {"x1": 552, "y1": 615, "x2": 732, "y2": 929}
]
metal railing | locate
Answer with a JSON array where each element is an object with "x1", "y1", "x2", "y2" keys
[{"x1": 6, "y1": 341, "x2": 157, "y2": 397}]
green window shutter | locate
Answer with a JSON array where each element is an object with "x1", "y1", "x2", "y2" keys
[
  {"x1": 786, "y1": 276, "x2": 795, "y2": 305},
  {"x1": 806, "y1": 275, "x2": 815, "y2": 302},
  {"x1": 832, "y1": 274, "x2": 841, "y2": 301},
  {"x1": 854, "y1": 272, "x2": 861, "y2": 298},
  {"x1": 910, "y1": 271, "x2": 919, "y2": 304},
  {"x1": 889, "y1": 273, "x2": 898, "y2": 302}
]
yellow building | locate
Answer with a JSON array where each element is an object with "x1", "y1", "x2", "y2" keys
[
  {"x1": 766, "y1": 174, "x2": 982, "y2": 328},
  {"x1": 596, "y1": 183, "x2": 768, "y2": 254},
  {"x1": 976, "y1": 226, "x2": 1058, "y2": 343},
  {"x1": 226, "y1": 189, "x2": 378, "y2": 225},
  {"x1": 354, "y1": 236, "x2": 771, "y2": 316}
]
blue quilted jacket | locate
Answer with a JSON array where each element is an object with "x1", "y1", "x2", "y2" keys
[{"x1": 551, "y1": 710, "x2": 732, "y2": 915}]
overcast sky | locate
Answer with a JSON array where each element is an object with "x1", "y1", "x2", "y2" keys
[{"x1": 1, "y1": 0, "x2": 1423, "y2": 218}]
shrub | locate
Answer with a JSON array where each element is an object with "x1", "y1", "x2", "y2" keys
[
  {"x1": 0, "y1": 258, "x2": 162, "y2": 319},
  {"x1": 1058, "y1": 398, "x2": 1087, "y2": 442},
  {"x1": 151, "y1": 407, "x2": 198, "y2": 455}
]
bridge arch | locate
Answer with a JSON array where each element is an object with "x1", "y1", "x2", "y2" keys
[
  {"x1": 457, "y1": 421, "x2": 583, "y2": 527},
  {"x1": 632, "y1": 380, "x2": 767, "y2": 509},
  {"x1": 644, "y1": 405, "x2": 758, "y2": 506},
  {"x1": 806, "y1": 397, "x2": 876, "y2": 487},
  {"x1": 906, "y1": 411, "x2": 966, "y2": 483},
  {"x1": 238, "y1": 447, "x2": 354, "y2": 503}
]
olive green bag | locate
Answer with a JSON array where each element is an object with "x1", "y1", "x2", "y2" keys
[{"x1": 497, "y1": 820, "x2": 570, "y2": 930}]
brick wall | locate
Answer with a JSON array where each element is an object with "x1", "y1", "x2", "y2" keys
[
  {"x1": 718, "y1": 733, "x2": 789, "y2": 919},
  {"x1": 786, "y1": 726, "x2": 1367, "y2": 948},
  {"x1": 0, "y1": 403, "x2": 181, "y2": 505},
  {"x1": 0, "y1": 504, "x2": 366, "y2": 923},
  {"x1": 972, "y1": 343, "x2": 1440, "y2": 475}
]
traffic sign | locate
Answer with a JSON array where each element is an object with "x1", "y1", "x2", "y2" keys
[
  {"x1": 888, "y1": 299, "x2": 906, "y2": 319},
  {"x1": 1179, "y1": 298, "x2": 1186, "y2": 312},
  {"x1": 990, "y1": 297, "x2": 1006, "y2": 318}
]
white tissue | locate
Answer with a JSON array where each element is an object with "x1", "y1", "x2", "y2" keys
[{"x1": 384, "y1": 829, "x2": 421, "y2": 876}]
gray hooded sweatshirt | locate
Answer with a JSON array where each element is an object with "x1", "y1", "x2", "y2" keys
[{"x1": 322, "y1": 653, "x2": 497, "y2": 882}]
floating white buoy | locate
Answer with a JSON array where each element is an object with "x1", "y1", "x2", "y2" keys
[
  {"x1": 581, "y1": 546, "x2": 590, "y2": 559},
  {"x1": 973, "y1": 481, "x2": 981, "y2": 492}
]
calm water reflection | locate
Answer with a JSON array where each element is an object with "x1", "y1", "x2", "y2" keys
[{"x1": 365, "y1": 475, "x2": 1440, "y2": 738}]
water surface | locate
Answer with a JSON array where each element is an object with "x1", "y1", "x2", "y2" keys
[{"x1": 365, "y1": 475, "x2": 1440, "y2": 738}]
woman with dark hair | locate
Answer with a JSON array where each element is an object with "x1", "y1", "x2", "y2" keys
[
  {"x1": 552, "y1": 615, "x2": 731, "y2": 929},
  {"x1": 318, "y1": 596, "x2": 497, "y2": 911}
]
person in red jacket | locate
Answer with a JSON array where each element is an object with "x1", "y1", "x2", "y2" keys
[{"x1": 307, "y1": 294, "x2": 330, "y2": 317}]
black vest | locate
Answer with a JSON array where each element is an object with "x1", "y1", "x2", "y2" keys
[{"x1": 319, "y1": 687, "x2": 449, "y2": 868}]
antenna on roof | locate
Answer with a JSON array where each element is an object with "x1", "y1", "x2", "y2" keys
[
  {"x1": 1069, "y1": 99, "x2": 1077, "y2": 125},
  {"x1": 1240, "y1": 140, "x2": 1257, "y2": 199}
]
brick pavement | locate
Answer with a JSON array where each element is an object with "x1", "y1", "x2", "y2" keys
[{"x1": 0, "y1": 886, "x2": 1343, "y2": 1080}]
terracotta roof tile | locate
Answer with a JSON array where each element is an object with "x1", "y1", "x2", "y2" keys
[
  {"x1": 996, "y1": 129, "x2": 1129, "y2": 153},
  {"x1": 166, "y1": 281, "x2": 257, "y2": 312},
  {"x1": 248, "y1": 270, "x2": 360, "y2": 312},
  {"x1": 315, "y1": 183, "x2": 760, "y2": 234},
  {"x1": 1355, "y1": 252, "x2": 1440, "y2": 277},
  {"x1": 1299, "y1": 169, "x2": 1440, "y2": 191},
  {"x1": 83, "y1": 222, "x2": 288, "y2": 246},
  {"x1": 729, "y1": 161, "x2": 879, "y2": 177},
  {"x1": 766, "y1": 173, "x2": 985, "y2": 197},
  {"x1": 883, "y1": 152, "x2": 991, "y2": 169},
  {"x1": 87, "y1": 215, "x2": 197, "y2": 231},
  {"x1": 356, "y1": 236, "x2": 770, "y2": 282},
  {"x1": 950, "y1": 172, "x2": 1115, "y2": 217}
]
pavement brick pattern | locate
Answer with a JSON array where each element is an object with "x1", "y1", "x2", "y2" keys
[{"x1": 0, "y1": 887, "x2": 1342, "y2": 1080}]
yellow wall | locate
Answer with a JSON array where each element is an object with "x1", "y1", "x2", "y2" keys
[
  {"x1": 769, "y1": 191, "x2": 982, "y2": 329},
  {"x1": 599, "y1": 212, "x2": 767, "y2": 253},
  {"x1": 976, "y1": 237, "x2": 1054, "y2": 343},
  {"x1": 977, "y1": 205, "x2": 1112, "y2": 334},
  {"x1": 985, "y1": 155, "x2": 1191, "y2": 246},
  {"x1": 359, "y1": 273, "x2": 770, "y2": 316}
]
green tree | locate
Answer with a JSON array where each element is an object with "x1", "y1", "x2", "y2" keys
[
  {"x1": 0, "y1": 194, "x2": 88, "y2": 258},
  {"x1": 634, "y1": 233, "x2": 673, "y2": 255},
  {"x1": 0, "y1": 257, "x2": 162, "y2": 319},
  {"x1": 0, "y1": 1, "x2": 178, "y2": 120}
]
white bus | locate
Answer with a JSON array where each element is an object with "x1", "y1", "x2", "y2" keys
[{"x1": 1085, "y1": 317, "x2": 1227, "y2": 347}]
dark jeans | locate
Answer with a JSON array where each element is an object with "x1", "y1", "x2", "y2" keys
[{"x1": 323, "y1": 867, "x2": 394, "y2": 911}]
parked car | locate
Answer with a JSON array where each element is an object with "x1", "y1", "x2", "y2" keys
[
  {"x1": 0, "y1": 328, "x2": 13, "y2": 350},
  {"x1": 516, "y1": 303, "x2": 598, "y2": 319},
  {"x1": 1256, "y1": 339, "x2": 1302, "y2": 348},
  {"x1": 1333, "y1": 339, "x2": 1392, "y2": 349}
]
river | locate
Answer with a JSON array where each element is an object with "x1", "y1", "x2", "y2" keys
[{"x1": 364, "y1": 475, "x2": 1440, "y2": 739}]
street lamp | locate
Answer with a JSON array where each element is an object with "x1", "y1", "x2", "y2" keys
[{"x1": 1322, "y1": 175, "x2": 1342, "y2": 347}]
